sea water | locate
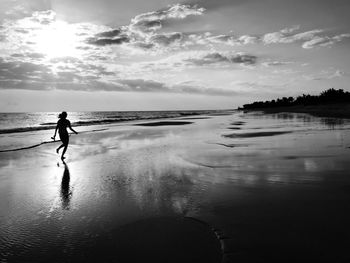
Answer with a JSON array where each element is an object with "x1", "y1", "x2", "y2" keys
[{"x1": 0, "y1": 110, "x2": 223, "y2": 151}]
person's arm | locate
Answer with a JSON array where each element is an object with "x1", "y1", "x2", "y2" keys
[
  {"x1": 68, "y1": 121, "x2": 78, "y2": 134},
  {"x1": 52, "y1": 123, "x2": 58, "y2": 140}
]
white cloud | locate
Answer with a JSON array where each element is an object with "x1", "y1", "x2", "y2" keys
[
  {"x1": 262, "y1": 27, "x2": 350, "y2": 49},
  {"x1": 129, "y1": 4, "x2": 205, "y2": 35},
  {"x1": 263, "y1": 27, "x2": 323, "y2": 44},
  {"x1": 303, "y1": 69, "x2": 346, "y2": 80},
  {"x1": 302, "y1": 33, "x2": 350, "y2": 49},
  {"x1": 262, "y1": 61, "x2": 294, "y2": 67}
]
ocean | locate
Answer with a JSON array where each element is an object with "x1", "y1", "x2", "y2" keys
[
  {"x1": 0, "y1": 110, "x2": 228, "y2": 151},
  {"x1": 0, "y1": 110, "x2": 223, "y2": 134}
]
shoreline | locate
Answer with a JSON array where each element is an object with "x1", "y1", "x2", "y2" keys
[{"x1": 238, "y1": 103, "x2": 350, "y2": 119}]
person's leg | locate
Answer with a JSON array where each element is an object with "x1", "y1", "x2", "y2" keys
[
  {"x1": 56, "y1": 144, "x2": 65, "y2": 154},
  {"x1": 61, "y1": 144, "x2": 68, "y2": 160}
]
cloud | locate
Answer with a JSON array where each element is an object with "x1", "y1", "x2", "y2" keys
[
  {"x1": 184, "y1": 52, "x2": 257, "y2": 66},
  {"x1": 197, "y1": 26, "x2": 349, "y2": 49},
  {"x1": 150, "y1": 32, "x2": 183, "y2": 46},
  {"x1": 182, "y1": 32, "x2": 259, "y2": 47},
  {"x1": 86, "y1": 4, "x2": 204, "y2": 50},
  {"x1": 3, "y1": 3, "x2": 350, "y2": 57},
  {"x1": 0, "y1": 57, "x2": 237, "y2": 96},
  {"x1": 263, "y1": 27, "x2": 322, "y2": 44},
  {"x1": 173, "y1": 82, "x2": 238, "y2": 96},
  {"x1": 122, "y1": 51, "x2": 258, "y2": 74},
  {"x1": 262, "y1": 61, "x2": 294, "y2": 67},
  {"x1": 1, "y1": 0, "x2": 52, "y2": 20},
  {"x1": 113, "y1": 79, "x2": 237, "y2": 95},
  {"x1": 262, "y1": 26, "x2": 350, "y2": 49},
  {"x1": 30, "y1": 10, "x2": 56, "y2": 25},
  {"x1": 10, "y1": 52, "x2": 45, "y2": 59},
  {"x1": 303, "y1": 69, "x2": 346, "y2": 80},
  {"x1": 87, "y1": 36, "x2": 130, "y2": 46},
  {"x1": 96, "y1": 29, "x2": 122, "y2": 38},
  {"x1": 81, "y1": 4, "x2": 349, "y2": 53},
  {"x1": 129, "y1": 4, "x2": 205, "y2": 33},
  {"x1": 0, "y1": 58, "x2": 52, "y2": 82},
  {"x1": 0, "y1": 10, "x2": 114, "y2": 61},
  {"x1": 302, "y1": 33, "x2": 350, "y2": 49},
  {"x1": 238, "y1": 35, "x2": 258, "y2": 45},
  {"x1": 1, "y1": 2, "x2": 350, "y2": 101},
  {"x1": 86, "y1": 28, "x2": 130, "y2": 46},
  {"x1": 0, "y1": 56, "x2": 116, "y2": 90}
]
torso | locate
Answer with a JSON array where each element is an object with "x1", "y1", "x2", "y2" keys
[{"x1": 57, "y1": 119, "x2": 70, "y2": 134}]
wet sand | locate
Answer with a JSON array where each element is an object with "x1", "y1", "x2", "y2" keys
[
  {"x1": 134, "y1": 121, "x2": 193, "y2": 126},
  {"x1": 1, "y1": 112, "x2": 350, "y2": 262},
  {"x1": 223, "y1": 131, "x2": 292, "y2": 138}
]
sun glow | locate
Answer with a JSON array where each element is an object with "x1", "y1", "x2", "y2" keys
[{"x1": 32, "y1": 20, "x2": 82, "y2": 58}]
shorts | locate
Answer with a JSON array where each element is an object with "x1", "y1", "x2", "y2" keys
[{"x1": 59, "y1": 131, "x2": 69, "y2": 145}]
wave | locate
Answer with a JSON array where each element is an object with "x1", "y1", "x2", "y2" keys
[
  {"x1": 0, "y1": 126, "x2": 55, "y2": 134},
  {"x1": 0, "y1": 128, "x2": 108, "y2": 152},
  {"x1": 0, "y1": 112, "x2": 207, "y2": 135},
  {"x1": 0, "y1": 140, "x2": 57, "y2": 152}
]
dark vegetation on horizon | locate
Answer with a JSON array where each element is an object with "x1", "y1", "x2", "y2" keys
[{"x1": 240, "y1": 88, "x2": 350, "y2": 110}]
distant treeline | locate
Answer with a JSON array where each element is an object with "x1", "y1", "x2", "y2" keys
[{"x1": 241, "y1": 88, "x2": 350, "y2": 110}]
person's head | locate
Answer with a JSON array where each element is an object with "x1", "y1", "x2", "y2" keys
[{"x1": 58, "y1": 111, "x2": 68, "y2": 119}]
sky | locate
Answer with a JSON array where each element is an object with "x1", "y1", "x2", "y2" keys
[{"x1": 0, "y1": 0, "x2": 350, "y2": 111}]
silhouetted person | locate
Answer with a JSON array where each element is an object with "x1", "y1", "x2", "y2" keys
[
  {"x1": 61, "y1": 161, "x2": 71, "y2": 210},
  {"x1": 52, "y1": 111, "x2": 78, "y2": 161}
]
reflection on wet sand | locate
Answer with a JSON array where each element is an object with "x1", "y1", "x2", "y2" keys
[
  {"x1": 60, "y1": 162, "x2": 72, "y2": 210},
  {"x1": 223, "y1": 131, "x2": 292, "y2": 138}
]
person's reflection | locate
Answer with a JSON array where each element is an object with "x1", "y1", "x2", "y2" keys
[{"x1": 61, "y1": 161, "x2": 72, "y2": 210}]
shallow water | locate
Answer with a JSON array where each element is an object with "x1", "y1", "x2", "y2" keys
[{"x1": 1, "y1": 111, "x2": 350, "y2": 262}]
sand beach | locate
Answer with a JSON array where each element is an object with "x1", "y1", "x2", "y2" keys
[{"x1": 1, "y1": 111, "x2": 350, "y2": 262}]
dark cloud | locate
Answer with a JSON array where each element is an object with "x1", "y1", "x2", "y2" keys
[
  {"x1": 0, "y1": 58, "x2": 236, "y2": 96},
  {"x1": 87, "y1": 36, "x2": 130, "y2": 46},
  {"x1": 150, "y1": 32, "x2": 183, "y2": 46},
  {"x1": 131, "y1": 20, "x2": 162, "y2": 32},
  {"x1": 262, "y1": 61, "x2": 293, "y2": 67},
  {"x1": 231, "y1": 54, "x2": 256, "y2": 64},
  {"x1": 185, "y1": 52, "x2": 257, "y2": 66},
  {"x1": 14, "y1": 29, "x2": 29, "y2": 34},
  {"x1": 132, "y1": 42, "x2": 155, "y2": 49},
  {"x1": 187, "y1": 52, "x2": 229, "y2": 65},
  {"x1": 11, "y1": 52, "x2": 45, "y2": 59},
  {"x1": 96, "y1": 29, "x2": 122, "y2": 38},
  {"x1": 110, "y1": 79, "x2": 238, "y2": 95},
  {"x1": 0, "y1": 58, "x2": 114, "y2": 90},
  {"x1": 0, "y1": 59, "x2": 52, "y2": 82}
]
